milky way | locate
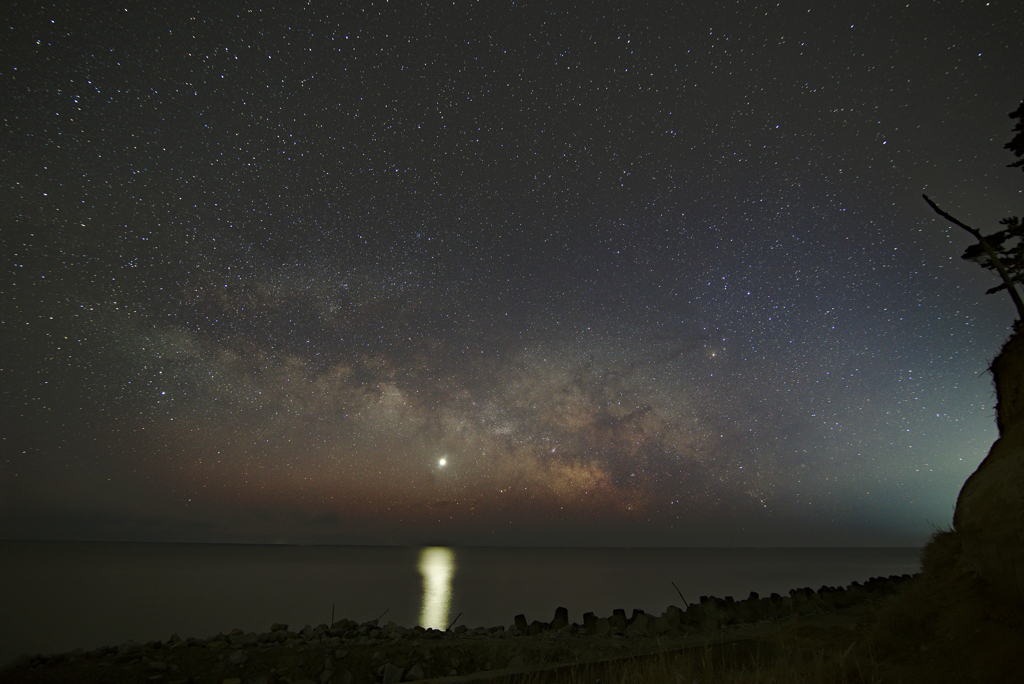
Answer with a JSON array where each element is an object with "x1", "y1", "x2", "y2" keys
[{"x1": 2, "y1": 1, "x2": 1020, "y2": 545}]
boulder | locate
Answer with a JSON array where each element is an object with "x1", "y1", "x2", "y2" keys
[
  {"x1": 230, "y1": 632, "x2": 258, "y2": 646},
  {"x1": 625, "y1": 612, "x2": 649, "y2": 637},
  {"x1": 526, "y1": 620, "x2": 548, "y2": 636},
  {"x1": 382, "y1": 663, "x2": 404, "y2": 684},
  {"x1": 657, "y1": 614, "x2": 680, "y2": 634},
  {"x1": 609, "y1": 609, "x2": 627, "y2": 633}
]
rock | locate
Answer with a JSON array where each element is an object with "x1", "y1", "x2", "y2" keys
[
  {"x1": 320, "y1": 670, "x2": 334, "y2": 684},
  {"x1": 230, "y1": 632, "x2": 258, "y2": 646},
  {"x1": 684, "y1": 602, "x2": 703, "y2": 625},
  {"x1": 227, "y1": 650, "x2": 248, "y2": 665},
  {"x1": 731, "y1": 600, "x2": 751, "y2": 623},
  {"x1": 609, "y1": 609, "x2": 627, "y2": 633},
  {"x1": 404, "y1": 663, "x2": 425, "y2": 681},
  {"x1": 595, "y1": 617, "x2": 612, "y2": 637},
  {"x1": 221, "y1": 679, "x2": 242, "y2": 684},
  {"x1": 700, "y1": 597, "x2": 725, "y2": 619},
  {"x1": 507, "y1": 655, "x2": 526, "y2": 669},
  {"x1": 955, "y1": 329, "x2": 1024, "y2": 604},
  {"x1": 845, "y1": 583, "x2": 866, "y2": 602},
  {"x1": 382, "y1": 663, "x2": 404, "y2": 684},
  {"x1": 271, "y1": 623, "x2": 289, "y2": 632},
  {"x1": 652, "y1": 615, "x2": 673, "y2": 634},
  {"x1": 625, "y1": 612, "x2": 649, "y2": 637},
  {"x1": 119, "y1": 641, "x2": 143, "y2": 655},
  {"x1": 148, "y1": 661, "x2": 170, "y2": 670},
  {"x1": 514, "y1": 614, "x2": 528, "y2": 633},
  {"x1": 207, "y1": 640, "x2": 229, "y2": 650},
  {"x1": 527, "y1": 620, "x2": 548, "y2": 636},
  {"x1": 550, "y1": 606, "x2": 569, "y2": 631},
  {"x1": 582, "y1": 612, "x2": 597, "y2": 634}
]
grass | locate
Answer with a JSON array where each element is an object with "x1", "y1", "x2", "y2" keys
[
  {"x1": 508, "y1": 529, "x2": 1023, "y2": 684},
  {"x1": 526, "y1": 630, "x2": 881, "y2": 684}
]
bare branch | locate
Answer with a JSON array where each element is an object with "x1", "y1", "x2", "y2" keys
[{"x1": 923, "y1": 194, "x2": 1024, "y2": 321}]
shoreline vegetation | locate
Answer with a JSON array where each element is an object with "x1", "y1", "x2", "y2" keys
[{"x1": 3, "y1": 530, "x2": 1021, "y2": 683}]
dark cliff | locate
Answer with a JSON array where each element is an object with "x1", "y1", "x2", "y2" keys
[{"x1": 953, "y1": 327, "x2": 1024, "y2": 603}]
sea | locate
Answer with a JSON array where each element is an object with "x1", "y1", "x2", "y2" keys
[{"x1": 0, "y1": 541, "x2": 921, "y2": 666}]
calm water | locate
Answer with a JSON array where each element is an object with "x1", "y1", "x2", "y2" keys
[{"x1": 0, "y1": 541, "x2": 920, "y2": 665}]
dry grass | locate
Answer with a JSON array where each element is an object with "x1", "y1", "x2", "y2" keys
[
  {"x1": 525, "y1": 632, "x2": 880, "y2": 684},
  {"x1": 510, "y1": 529, "x2": 1023, "y2": 684}
]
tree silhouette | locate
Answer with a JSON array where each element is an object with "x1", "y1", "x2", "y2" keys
[
  {"x1": 924, "y1": 99, "x2": 1024, "y2": 321},
  {"x1": 1006, "y1": 100, "x2": 1024, "y2": 171}
]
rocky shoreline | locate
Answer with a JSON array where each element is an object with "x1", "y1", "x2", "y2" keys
[{"x1": 1, "y1": 573, "x2": 913, "y2": 684}]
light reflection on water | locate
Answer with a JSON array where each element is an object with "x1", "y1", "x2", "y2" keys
[
  {"x1": 417, "y1": 547, "x2": 456, "y2": 630},
  {"x1": 0, "y1": 543, "x2": 921, "y2": 665}
]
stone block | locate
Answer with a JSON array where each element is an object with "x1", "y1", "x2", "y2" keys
[{"x1": 551, "y1": 606, "x2": 569, "y2": 631}]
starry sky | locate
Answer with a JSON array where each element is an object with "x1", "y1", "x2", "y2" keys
[{"x1": 2, "y1": 1, "x2": 1021, "y2": 547}]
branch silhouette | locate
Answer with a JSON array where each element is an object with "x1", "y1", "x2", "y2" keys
[{"x1": 923, "y1": 194, "x2": 1024, "y2": 321}]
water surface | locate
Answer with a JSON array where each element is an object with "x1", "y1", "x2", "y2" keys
[{"x1": 0, "y1": 541, "x2": 920, "y2": 665}]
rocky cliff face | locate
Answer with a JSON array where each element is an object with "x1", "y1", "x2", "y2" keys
[{"x1": 953, "y1": 327, "x2": 1024, "y2": 604}]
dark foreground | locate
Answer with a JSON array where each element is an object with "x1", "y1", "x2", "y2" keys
[{"x1": 3, "y1": 532, "x2": 1022, "y2": 684}]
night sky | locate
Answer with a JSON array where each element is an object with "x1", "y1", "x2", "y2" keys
[{"x1": 2, "y1": 1, "x2": 1021, "y2": 547}]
